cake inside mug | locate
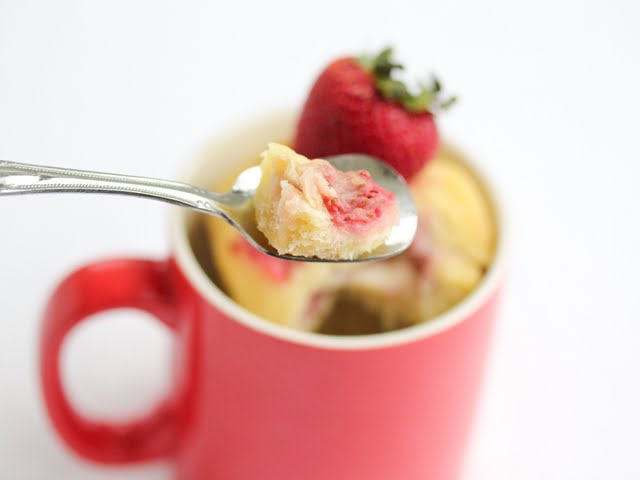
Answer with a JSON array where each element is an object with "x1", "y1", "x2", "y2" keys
[{"x1": 201, "y1": 48, "x2": 497, "y2": 335}]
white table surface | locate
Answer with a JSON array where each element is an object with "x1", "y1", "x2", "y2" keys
[{"x1": 1, "y1": 1, "x2": 639, "y2": 478}]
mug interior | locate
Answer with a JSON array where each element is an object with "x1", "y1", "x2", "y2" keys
[{"x1": 169, "y1": 110, "x2": 507, "y2": 350}]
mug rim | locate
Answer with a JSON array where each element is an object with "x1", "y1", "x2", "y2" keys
[{"x1": 169, "y1": 111, "x2": 507, "y2": 351}]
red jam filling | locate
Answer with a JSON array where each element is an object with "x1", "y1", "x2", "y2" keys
[{"x1": 321, "y1": 170, "x2": 396, "y2": 234}]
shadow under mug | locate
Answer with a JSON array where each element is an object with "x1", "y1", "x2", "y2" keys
[{"x1": 39, "y1": 111, "x2": 506, "y2": 480}]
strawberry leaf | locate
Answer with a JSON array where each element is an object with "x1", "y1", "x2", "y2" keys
[{"x1": 357, "y1": 47, "x2": 456, "y2": 115}]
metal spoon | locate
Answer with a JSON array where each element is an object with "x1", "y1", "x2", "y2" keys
[{"x1": 0, "y1": 155, "x2": 417, "y2": 263}]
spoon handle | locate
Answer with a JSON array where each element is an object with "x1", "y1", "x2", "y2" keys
[{"x1": 0, "y1": 160, "x2": 226, "y2": 216}]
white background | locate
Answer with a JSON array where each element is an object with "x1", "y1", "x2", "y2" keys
[{"x1": 1, "y1": 1, "x2": 639, "y2": 478}]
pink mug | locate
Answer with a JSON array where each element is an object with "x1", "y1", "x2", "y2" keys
[{"x1": 40, "y1": 111, "x2": 505, "y2": 480}]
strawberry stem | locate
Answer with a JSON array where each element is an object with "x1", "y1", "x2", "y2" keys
[{"x1": 357, "y1": 47, "x2": 456, "y2": 114}]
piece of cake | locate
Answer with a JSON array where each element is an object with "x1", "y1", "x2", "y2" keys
[{"x1": 254, "y1": 143, "x2": 399, "y2": 260}]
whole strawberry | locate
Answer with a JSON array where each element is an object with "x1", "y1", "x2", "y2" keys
[{"x1": 293, "y1": 48, "x2": 455, "y2": 181}]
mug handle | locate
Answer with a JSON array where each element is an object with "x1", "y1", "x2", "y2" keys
[{"x1": 40, "y1": 258, "x2": 178, "y2": 464}]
